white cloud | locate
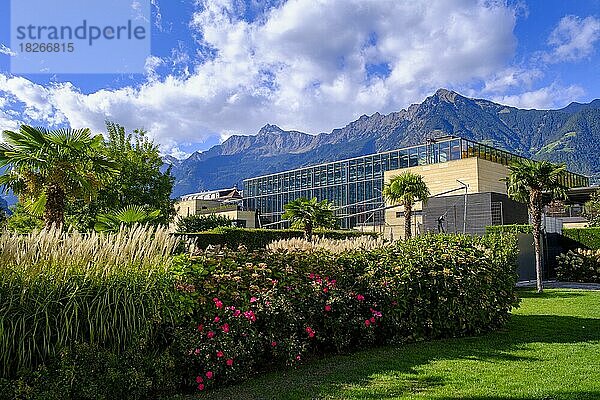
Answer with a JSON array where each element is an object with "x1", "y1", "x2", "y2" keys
[
  {"x1": 483, "y1": 67, "x2": 543, "y2": 93},
  {"x1": 492, "y1": 83, "x2": 585, "y2": 110},
  {"x1": 0, "y1": 0, "x2": 521, "y2": 155},
  {"x1": 0, "y1": 44, "x2": 16, "y2": 57},
  {"x1": 544, "y1": 15, "x2": 600, "y2": 63}
]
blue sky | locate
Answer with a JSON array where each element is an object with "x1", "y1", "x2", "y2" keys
[{"x1": 1, "y1": 0, "x2": 600, "y2": 158}]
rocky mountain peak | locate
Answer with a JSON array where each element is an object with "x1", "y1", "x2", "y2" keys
[{"x1": 257, "y1": 124, "x2": 284, "y2": 136}]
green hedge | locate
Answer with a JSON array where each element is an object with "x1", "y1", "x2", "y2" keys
[
  {"x1": 175, "y1": 227, "x2": 380, "y2": 250},
  {"x1": 562, "y1": 227, "x2": 600, "y2": 250},
  {"x1": 485, "y1": 224, "x2": 533, "y2": 234}
]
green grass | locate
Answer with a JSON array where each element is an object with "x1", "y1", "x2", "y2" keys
[{"x1": 196, "y1": 289, "x2": 600, "y2": 400}]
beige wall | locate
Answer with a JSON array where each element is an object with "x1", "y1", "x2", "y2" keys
[
  {"x1": 174, "y1": 199, "x2": 256, "y2": 230},
  {"x1": 383, "y1": 157, "x2": 509, "y2": 240}
]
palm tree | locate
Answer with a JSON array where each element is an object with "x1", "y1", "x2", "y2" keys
[
  {"x1": 94, "y1": 205, "x2": 161, "y2": 232},
  {"x1": 504, "y1": 159, "x2": 568, "y2": 293},
  {"x1": 383, "y1": 172, "x2": 430, "y2": 239},
  {"x1": 282, "y1": 197, "x2": 336, "y2": 239},
  {"x1": 0, "y1": 126, "x2": 116, "y2": 228}
]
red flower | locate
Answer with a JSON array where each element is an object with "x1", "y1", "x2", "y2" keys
[
  {"x1": 197, "y1": 324, "x2": 203, "y2": 332},
  {"x1": 324, "y1": 305, "x2": 332, "y2": 312},
  {"x1": 216, "y1": 350, "x2": 224, "y2": 358},
  {"x1": 323, "y1": 287, "x2": 328, "y2": 293},
  {"x1": 226, "y1": 358, "x2": 234, "y2": 366},
  {"x1": 207, "y1": 331, "x2": 216, "y2": 339},
  {"x1": 370, "y1": 317, "x2": 376, "y2": 324},
  {"x1": 309, "y1": 273, "x2": 315, "y2": 279},
  {"x1": 196, "y1": 376, "x2": 203, "y2": 383},
  {"x1": 305, "y1": 326, "x2": 315, "y2": 338},
  {"x1": 197, "y1": 383, "x2": 205, "y2": 391},
  {"x1": 356, "y1": 294, "x2": 365, "y2": 301},
  {"x1": 364, "y1": 319, "x2": 371, "y2": 327},
  {"x1": 271, "y1": 341, "x2": 277, "y2": 347},
  {"x1": 213, "y1": 298, "x2": 223, "y2": 309},
  {"x1": 206, "y1": 371, "x2": 214, "y2": 379},
  {"x1": 222, "y1": 323, "x2": 230, "y2": 333},
  {"x1": 214, "y1": 316, "x2": 220, "y2": 323}
]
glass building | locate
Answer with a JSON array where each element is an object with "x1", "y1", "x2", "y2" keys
[{"x1": 243, "y1": 137, "x2": 589, "y2": 229}]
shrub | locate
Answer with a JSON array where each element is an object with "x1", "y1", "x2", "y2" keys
[
  {"x1": 556, "y1": 249, "x2": 600, "y2": 283},
  {"x1": 177, "y1": 227, "x2": 379, "y2": 251},
  {"x1": 175, "y1": 214, "x2": 233, "y2": 233},
  {"x1": 562, "y1": 227, "x2": 600, "y2": 250},
  {"x1": 485, "y1": 224, "x2": 533, "y2": 234},
  {"x1": 170, "y1": 233, "x2": 520, "y2": 392},
  {"x1": 267, "y1": 236, "x2": 388, "y2": 253}
]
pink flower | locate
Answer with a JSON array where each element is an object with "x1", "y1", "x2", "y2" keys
[
  {"x1": 207, "y1": 331, "x2": 215, "y2": 339},
  {"x1": 250, "y1": 296, "x2": 258, "y2": 303},
  {"x1": 356, "y1": 294, "x2": 365, "y2": 301},
  {"x1": 194, "y1": 348, "x2": 201, "y2": 355},
  {"x1": 197, "y1": 383, "x2": 205, "y2": 391},
  {"x1": 214, "y1": 316, "x2": 220, "y2": 323},
  {"x1": 196, "y1": 376, "x2": 203, "y2": 383},
  {"x1": 233, "y1": 309, "x2": 241, "y2": 317},
  {"x1": 296, "y1": 354, "x2": 301, "y2": 361},
  {"x1": 221, "y1": 323, "x2": 230, "y2": 333},
  {"x1": 330, "y1": 279, "x2": 336, "y2": 286},
  {"x1": 309, "y1": 273, "x2": 315, "y2": 279},
  {"x1": 244, "y1": 310, "x2": 256, "y2": 322},
  {"x1": 216, "y1": 350, "x2": 224, "y2": 358},
  {"x1": 205, "y1": 371, "x2": 213, "y2": 379},
  {"x1": 305, "y1": 326, "x2": 315, "y2": 338},
  {"x1": 391, "y1": 301, "x2": 398, "y2": 306},
  {"x1": 323, "y1": 287, "x2": 328, "y2": 293},
  {"x1": 197, "y1": 324, "x2": 203, "y2": 332},
  {"x1": 271, "y1": 341, "x2": 277, "y2": 347},
  {"x1": 226, "y1": 358, "x2": 234, "y2": 366},
  {"x1": 324, "y1": 305, "x2": 332, "y2": 312},
  {"x1": 370, "y1": 317, "x2": 376, "y2": 324},
  {"x1": 228, "y1": 306, "x2": 236, "y2": 311},
  {"x1": 213, "y1": 298, "x2": 223, "y2": 309},
  {"x1": 364, "y1": 319, "x2": 371, "y2": 327}
]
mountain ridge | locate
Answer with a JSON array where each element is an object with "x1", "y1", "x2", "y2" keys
[{"x1": 169, "y1": 89, "x2": 600, "y2": 197}]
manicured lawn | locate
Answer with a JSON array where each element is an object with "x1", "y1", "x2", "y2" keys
[{"x1": 196, "y1": 289, "x2": 600, "y2": 399}]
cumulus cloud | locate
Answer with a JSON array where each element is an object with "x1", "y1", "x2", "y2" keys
[
  {"x1": 492, "y1": 83, "x2": 585, "y2": 109},
  {"x1": 544, "y1": 15, "x2": 600, "y2": 62},
  {"x1": 0, "y1": 0, "x2": 520, "y2": 156}
]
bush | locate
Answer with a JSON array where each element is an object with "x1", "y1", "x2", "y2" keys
[
  {"x1": 485, "y1": 224, "x2": 533, "y2": 234},
  {"x1": 556, "y1": 249, "x2": 600, "y2": 283},
  {"x1": 169, "y1": 233, "x2": 520, "y2": 392},
  {"x1": 176, "y1": 227, "x2": 380, "y2": 251},
  {"x1": 175, "y1": 214, "x2": 233, "y2": 233},
  {"x1": 562, "y1": 227, "x2": 600, "y2": 250}
]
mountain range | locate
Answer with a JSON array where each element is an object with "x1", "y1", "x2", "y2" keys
[{"x1": 168, "y1": 89, "x2": 600, "y2": 197}]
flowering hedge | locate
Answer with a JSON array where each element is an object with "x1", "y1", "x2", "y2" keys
[
  {"x1": 170, "y1": 233, "x2": 519, "y2": 392},
  {"x1": 556, "y1": 249, "x2": 600, "y2": 283}
]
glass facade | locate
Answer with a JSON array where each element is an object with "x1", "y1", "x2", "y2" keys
[{"x1": 243, "y1": 137, "x2": 590, "y2": 228}]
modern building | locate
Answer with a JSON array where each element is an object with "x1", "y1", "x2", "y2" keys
[
  {"x1": 175, "y1": 187, "x2": 257, "y2": 228},
  {"x1": 243, "y1": 136, "x2": 589, "y2": 235}
]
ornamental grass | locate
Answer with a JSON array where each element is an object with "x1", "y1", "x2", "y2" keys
[{"x1": 0, "y1": 225, "x2": 179, "y2": 377}]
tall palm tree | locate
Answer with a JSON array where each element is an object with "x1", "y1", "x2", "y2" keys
[
  {"x1": 504, "y1": 159, "x2": 568, "y2": 293},
  {"x1": 282, "y1": 197, "x2": 336, "y2": 239},
  {"x1": 383, "y1": 172, "x2": 430, "y2": 239},
  {"x1": 0, "y1": 126, "x2": 116, "y2": 228}
]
